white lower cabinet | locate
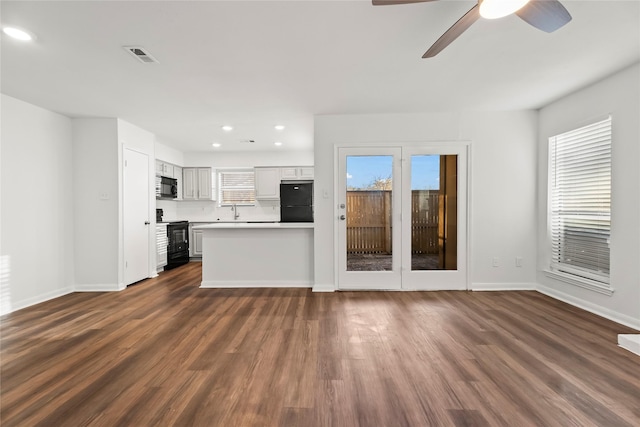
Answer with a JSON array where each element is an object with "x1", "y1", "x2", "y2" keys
[
  {"x1": 193, "y1": 229, "x2": 203, "y2": 257},
  {"x1": 189, "y1": 224, "x2": 204, "y2": 257},
  {"x1": 156, "y1": 224, "x2": 168, "y2": 271}
]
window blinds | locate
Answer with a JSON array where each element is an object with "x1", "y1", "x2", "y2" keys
[
  {"x1": 218, "y1": 170, "x2": 255, "y2": 205},
  {"x1": 549, "y1": 116, "x2": 611, "y2": 283}
]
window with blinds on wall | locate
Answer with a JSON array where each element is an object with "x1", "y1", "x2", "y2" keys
[
  {"x1": 218, "y1": 169, "x2": 256, "y2": 205},
  {"x1": 548, "y1": 116, "x2": 612, "y2": 287}
]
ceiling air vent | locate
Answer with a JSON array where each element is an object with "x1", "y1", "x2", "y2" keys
[{"x1": 123, "y1": 46, "x2": 159, "y2": 64}]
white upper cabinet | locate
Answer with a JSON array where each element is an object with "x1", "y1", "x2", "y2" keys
[
  {"x1": 183, "y1": 167, "x2": 212, "y2": 200},
  {"x1": 280, "y1": 166, "x2": 314, "y2": 180},
  {"x1": 183, "y1": 168, "x2": 196, "y2": 199},
  {"x1": 197, "y1": 168, "x2": 212, "y2": 200},
  {"x1": 299, "y1": 167, "x2": 314, "y2": 179},
  {"x1": 254, "y1": 167, "x2": 281, "y2": 199},
  {"x1": 155, "y1": 160, "x2": 174, "y2": 178},
  {"x1": 256, "y1": 166, "x2": 314, "y2": 199}
]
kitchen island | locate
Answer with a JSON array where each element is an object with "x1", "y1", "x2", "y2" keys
[{"x1": 193, "y1": 222, "x2": 314, "y2": 288}]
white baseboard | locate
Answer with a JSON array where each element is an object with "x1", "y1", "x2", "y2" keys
[
  {"x1": 75, "y1": 283, "x2": 123, "y2": 292},
  {"x1": 537, "y1": 284, "x2": 640, "y2": 331},
  {"x1": 200, "y1": 280, "x2": 312, "y2": 289},
  {"x1": 312, "y1": 283, "x2": 335, "y2": 292},
  {"x1": 618, "y1": 334, "x2": 640, "y2": 356},
  {"x1": 471, "y1": 282, "x2": 537, "y2": 291},
  {"x1": 1, "y1": 286, "x2": 75, "y2": 315}
]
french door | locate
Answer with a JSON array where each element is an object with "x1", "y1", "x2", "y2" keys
[{"x1": 337, "y1": 145, "x2": 467, "y2": 290}]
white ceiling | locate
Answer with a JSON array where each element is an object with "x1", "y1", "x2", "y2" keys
[{"x1": 1, "y1": 1, "x2": 639, "y2": 153}]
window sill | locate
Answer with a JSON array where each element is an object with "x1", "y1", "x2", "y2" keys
[{"x1": 543, "y1": 270, "x2": 614, "y2": 296}]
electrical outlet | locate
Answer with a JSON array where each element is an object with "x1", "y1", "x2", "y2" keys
[
  {"x1": 516, "y1": 257, "x2": 523, "y2": 267},
  {"x1": 492, "y1": 257, "x2": 499, "y2": 267}
]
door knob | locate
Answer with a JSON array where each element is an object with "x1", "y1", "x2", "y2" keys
[
  {"x1": 339, "y1": 215, "x2": 346, "y2": 220},
  {"x1": 144, "y1": 221, "x2": 150, "y2": 225}
]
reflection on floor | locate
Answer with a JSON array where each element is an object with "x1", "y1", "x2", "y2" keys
[{"x1": 347, "y1": 253, "x2": 439, "y2": 271}]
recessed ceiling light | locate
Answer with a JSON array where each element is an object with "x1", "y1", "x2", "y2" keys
[
  {"x1": 274, "y1": 141, "x2": 283, "y2": 146},
  {"x1": 274, "y1": 125, "x2": 285, "y2": 131},
  {"x1": 212, "y1": 143, "x2": 221, "y2": 148},
  {"x1": 221, "y1": 125, "x2": 233, "y2": 132},
  {"x1": 2, "y1": 26, "x2": 35, "y2": 41}
]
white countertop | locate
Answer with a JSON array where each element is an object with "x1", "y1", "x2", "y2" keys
[{"x1": 193, "y1": 222, "x2": 314, "y2": 230}]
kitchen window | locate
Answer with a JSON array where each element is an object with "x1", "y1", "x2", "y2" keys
[
  {"x1": 217, "y1": 169, "x2": 255, "y2": 206},
  {"x1": 547, "y1": 116, "x2": 612, "y2": 294}
]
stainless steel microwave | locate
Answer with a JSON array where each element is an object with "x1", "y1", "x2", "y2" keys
[{"x1": 156, "y1": 176, "x2": 178, "y2": 199}]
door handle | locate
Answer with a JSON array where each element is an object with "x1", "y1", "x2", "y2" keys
[
  {"x1": 339, "y1": 215, "x2": 346, "y2": 221},
  {"x1": 144, "y1": 221, "x2": 150, "y2": 225}
]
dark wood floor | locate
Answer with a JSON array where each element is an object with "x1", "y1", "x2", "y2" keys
[{"x1": 1, "y1": 262, "x2": 639, "y2": 427}]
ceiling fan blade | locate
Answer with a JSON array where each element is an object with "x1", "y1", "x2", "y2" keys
[
  {"x1": 423, "y1": 4, "x2": 480, "y2": 58},
  {"x1": 372, "y1": 0, "x2": 437, "y2": 5},
  {"x1": 516, "y1": 0, "x2": 572, "y2": 33}
]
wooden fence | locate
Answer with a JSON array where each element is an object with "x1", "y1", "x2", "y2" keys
[{"x1": 346, "y1": 190, "x2": 439, "y2": 254}]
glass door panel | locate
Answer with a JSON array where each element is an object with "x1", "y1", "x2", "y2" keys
[
  {"x1": 401, "y1": 146, "x2": 467, "y2": 290},
  {"x1": 337, "y1": 147, "x2": 401, "y2": 290},
  {"x1": 410, "y1": 155, "x2": 457, "y2": 271},
  {"x1": 346, "y1": 155, "x2": 393, "y2": 272}
]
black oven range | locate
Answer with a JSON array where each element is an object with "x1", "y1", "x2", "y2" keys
[{"x1": 165, "y1": 221, "x2": 189, "y2": 270}]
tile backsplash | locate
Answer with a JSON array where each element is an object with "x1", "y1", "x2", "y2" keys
[{"x1": 157, "y1": 199, "x2": 280, "y2": 222}]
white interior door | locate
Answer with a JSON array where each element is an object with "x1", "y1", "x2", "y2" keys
[
  {"x1": 124, "y1": 148, "x2": 150, "y2": 286},
  {"x1": 337, "y1": 147, "x2": 402, "y2": 290},
  {"x1": 336, "y1": 145, "x2": 468, "y2": 291}
]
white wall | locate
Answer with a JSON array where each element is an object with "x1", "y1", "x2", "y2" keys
[
  {"x1": 73, "y1": 118, "x2": 158, "y2": 290},
  {"x1": 182, "y1": 150, "x2": 313, "y2": 168},
  {"x1": 1, "y1": 94, "x2": 75, "y2": 314},
  {"x1": 118, "y1": 119, "x2": 157, "y2": 281},
  {"x1": 537, "y1": 63, "x2": 640, "y2": 329},
  {"x1": 461, "y1": 111, "x2": 538, "y2": 288},
  {"x1": 155, "y1": 139, "x2": 184, "y2": 166},
  {"x1": 313, "y1": 111, "x2": 538, "y2": 290},
  {"x1": 72, "y1": 118, "x2": 120, "y2": 290}
]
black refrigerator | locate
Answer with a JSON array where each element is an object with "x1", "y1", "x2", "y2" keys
[{"x1": 280, "y1": 182, "x2": 313, "y2": 222}]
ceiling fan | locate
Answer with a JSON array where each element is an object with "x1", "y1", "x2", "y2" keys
[{"x1": 373, "y1": 0, "x2": 572, "y2": 58}]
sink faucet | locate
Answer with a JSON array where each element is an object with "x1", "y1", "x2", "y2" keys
[{"x1": 232, "y1": 204, "x2": 240, "y2": 220}]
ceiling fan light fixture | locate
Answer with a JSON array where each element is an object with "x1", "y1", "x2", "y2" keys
[
  {"x1": 2, "y1": 26, "x2": 35, "y2": 41},
  {"x1": 479, "y1": 0, "x2": 530, "y2": 20}
]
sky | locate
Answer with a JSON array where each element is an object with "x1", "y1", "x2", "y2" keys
[{"x1": 346, "y1": 155, "x2": 440, "y2": 190}]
